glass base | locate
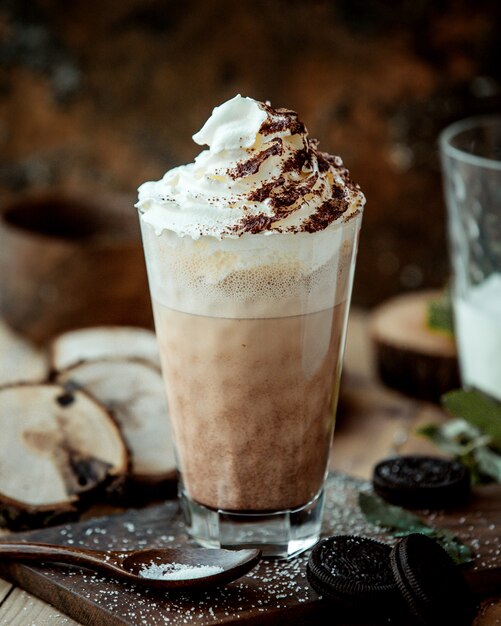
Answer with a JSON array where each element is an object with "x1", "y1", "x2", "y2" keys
[{"x1": 180, "y1": 488, "x2": 324, "y2": 559}]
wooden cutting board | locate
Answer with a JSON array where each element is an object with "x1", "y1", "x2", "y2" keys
[{"x1": 1, "y1": 473, "x2": 501, "y2": 626}]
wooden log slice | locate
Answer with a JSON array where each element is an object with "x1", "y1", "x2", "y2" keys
[
  {"x1": 0, "y1": 384, "x2": 128, "y2": 529},
  {"x1": 369, "y1": 290, "x2": 460, "y2": 402},
  {"x1": 57, "y1": 360, "x2": 176, "y2": 501},
  {"x1": 49, "y1": 327, "x2": 160, "y2": 372},
  {"x1": 0, "y1": 320, "x2": 48, "y2": 386}
]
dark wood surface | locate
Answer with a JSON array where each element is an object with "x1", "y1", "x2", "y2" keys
[
  {"x1": 2, "y1": 471, "x2": 501, "y2": 625},
  {"x1": 0, "y1": 493, "x2": 322, "y2": 626}
]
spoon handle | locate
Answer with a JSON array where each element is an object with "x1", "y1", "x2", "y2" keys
[{"x1": 0, "y1": 541, "x2": 122, "y2": 577}]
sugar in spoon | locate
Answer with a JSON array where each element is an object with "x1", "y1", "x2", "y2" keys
[{"x1": 0, "y1": 541, "x2": 261, "y2": 590}]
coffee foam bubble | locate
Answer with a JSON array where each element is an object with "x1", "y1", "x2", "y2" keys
[{"x1": 141, "y1": 217, "x2": 361, "y2": 319}]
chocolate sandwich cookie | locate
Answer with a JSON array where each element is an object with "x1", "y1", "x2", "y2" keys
[
  {"x1": 390, "y1": 533, "x2": 475, "y2": 626},
  {"x1": 306, "y1": 536, "x2": 402, "y2": 617},
  {"x1": 373, "y1": 455, "x2": 470, "y2": 508}
]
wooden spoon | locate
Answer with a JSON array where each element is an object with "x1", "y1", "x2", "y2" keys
[{"x1": 0, "y1": 541, "x2": 261, "y2": 590}]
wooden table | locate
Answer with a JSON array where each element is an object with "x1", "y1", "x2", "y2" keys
[{"x1": 1, "y1": 310, "x2": 500, "y2": 624}]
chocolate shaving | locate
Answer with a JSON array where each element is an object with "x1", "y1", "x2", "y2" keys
[
  {"x1": 260, "y1": 117, "x2": 306, "y2": 137},
  {"x1": 269, "y1": 175, "x2": 319, "y2": 211},
  {"x1": 228, "y1": 140, "x2": 283, "y2": 179},
  {"x1": 318, "y1": 150, "x2": 344, "y2": 171},
  {"x1": 317, "y1": 153, "x2": 331, "y2": 173},
  {"x1": 237, "y1": 213, "x2": 275, "y2": 234},
  {"x1": 247, "y1": 173, "x2": 318, "y2": 211},
  {"x1": 300, "y1": 193, "x2": 347, "y2": 233},
  {"x1": 282, "y1": 148, "x2": 312, "y2": 173},
  {"x1": 248, "y1": 178, "x2": 284, "y2": 203},
  {"x1": 258, "y1": 103, "x2": 306, "y2": 136}
]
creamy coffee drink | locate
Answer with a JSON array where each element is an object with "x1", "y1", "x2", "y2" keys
[
  {"x1": 137, "y1": 95, "x2": 365, "y2": 554},
  {"x1": 153, "y1": 301, "x2": 346, "y2": 511}
]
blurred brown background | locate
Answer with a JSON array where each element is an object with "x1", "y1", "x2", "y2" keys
[{"x1": 1, "y1": 0, "x2": 500, "y2": 309}]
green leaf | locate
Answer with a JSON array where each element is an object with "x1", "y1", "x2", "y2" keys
[
  {"x1": 358, "y1": 492, "x2": 472, "y2": 565},
  {"x1": 417, "y1": 418, "x2": 498, "y2": 485},
  {"x1": 417, "y1": 422, "x2": 468, "y2": 456},
  {"x1": 441, "y1": 419, "x2": 483, "y2": 442},
  {"x1": 359, "y1": 492, "x2": 428, "y2": 532},
  {"x1": 433, "y1": 528, "x2": 473, "y2": 565},
  {"x1": 427, "y1": 293, "x2": 454, "y2": 337},
  {"x1": 457, "y1": 451, "x2": 485, "y2": 486},
  {"x1": 474, "y1": 446, "x2": 501, "y2": 482},
  {"x1": 393, "y1": 528, "x2": 472, "y2": 564},
  {"x1": 442, "y1": 390, "x2": 501, "y2": 447},
  {"x1": 418, "y1": 418, "x2": 489, "y2": 454}
]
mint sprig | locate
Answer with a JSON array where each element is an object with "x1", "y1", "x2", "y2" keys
[
  {"x1": 442, "y1": 390, "x2": 501, "y2": 448},
  {"x1": 359, "y1": 492, "x2": 472, "y2": 565},
  {"x1": 418, "y1": 389, "x2": 501, "y2": 484}
]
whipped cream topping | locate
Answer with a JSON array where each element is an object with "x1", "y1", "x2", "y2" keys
[{"x1": 137, "y1": 95, "x2": 365, "y2": 239}]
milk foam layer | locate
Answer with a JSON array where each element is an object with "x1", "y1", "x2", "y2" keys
[
  {"x1": 141, "y1": 219, "x2": 360, "y2": 318},
  {"x1": 137, "y1": 95, "x2": 365, "y2": 240}
]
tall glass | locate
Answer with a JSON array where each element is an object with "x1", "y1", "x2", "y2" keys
[
  {"x1": 139, "y1": 212, "x2": 362, "y2": 557},
  {"x1": 440, "y1": 116, "x2": 501, "y2": 402}
]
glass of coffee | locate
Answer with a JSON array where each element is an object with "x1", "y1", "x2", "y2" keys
[
  {"x1": 440, "y1": 116, "x2": 501, "y2": 402},
  {"x1": 137, "y1": 96, "x2": 364, "y2": 557}
]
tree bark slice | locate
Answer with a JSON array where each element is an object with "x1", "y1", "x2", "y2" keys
[
  {"x1": 57, "y1": 360, "x2": 176, "y2": 501},
  {"x1": 49, "y1": 326, "x2": 160, "y2": 372},
  {"x1": 369, "y1": 290, "x2": 460, "y2": 402},
  {"x1": 0, "y1": 383, "x2": 129, "y2": 529}
]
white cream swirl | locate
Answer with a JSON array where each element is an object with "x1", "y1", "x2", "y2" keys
[{"x1": 137, "y1": 95, "x2": 365, "y2": 239}]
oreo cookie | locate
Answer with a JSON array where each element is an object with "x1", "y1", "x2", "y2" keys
[
  {"x1": 373, "y1": 455, "x2": 470, "y2": 508},
  {"x1": 306, "y1": 536, "x2": 401, "y2": 617},
  {"x1": 390, "y1": 533, "x2": 475, "y2": 626}
]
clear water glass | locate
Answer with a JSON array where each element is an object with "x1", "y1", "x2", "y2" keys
[{"x1": 440, "y1": 116, "x2": 501, "y2": 401}]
